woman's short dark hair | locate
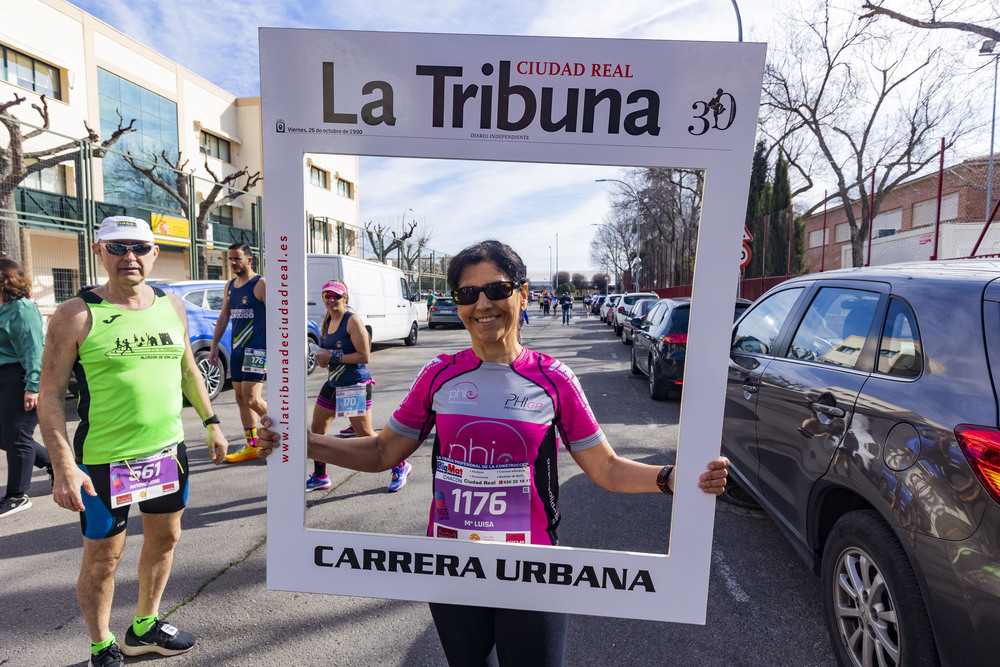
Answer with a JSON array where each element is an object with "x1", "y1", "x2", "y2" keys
[
  {"x1": 0, "y1": 258, "x2": 31, "y2": 302},
  {"x1": 447, "y1": 240, "x2": 527, "y2": 289}
]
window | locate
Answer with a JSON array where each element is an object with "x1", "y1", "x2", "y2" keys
[
  {"x1": 182, "y1": 290, "x2": 205, "y2": 308},
  {"x1": 835, "y1": 223, "x2": 850, "y2": 243},
  {"x1": 877, "y1": 298, "x2": 922, "y2": 378},
  {"x1": 97, "y1": 69, "x2": 179, "y2": 212},
  {"x1": 205, "y1": 289, "x2": 225, "y2": 311},
  {"x1": 732, "y1": 287, "x2": 803, "y2": 355},
  {"x1": 52, "y1": 268, "x2": 78, "y2": 303},
  {"x1": 310, "y1": 166, "x2": 329, "y2": 189},
  {"x1": 872, "y1": 208, "x2": 902, "y2": 238},
  {"x1": 208, "y1": 205, "x2": 234, "y2": 226},
  {"x1": 1, "y1": 45, "x2": 62, "y2": 100},
  {"x1": 199, "y1": 131, "x2": 231, "y2": 163},
  {"x1": 786, "y1": 287, "x2": 879, "y2": 368},
  {"x1": 22, "y1": 164, "x2": 67, "y2": 194},
  {"x1": 337, "y1": 178, "x2": 353, "y2": 198},
  {"x1": 912, "y1": 193, "x2": 959, "y2": 227},
  {"x1": 646, "y1": 302, "x2": 667, "y2": 327}
]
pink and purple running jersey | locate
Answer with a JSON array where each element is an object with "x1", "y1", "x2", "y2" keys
[{"x1": 387, "y1": 348, "x2": 604, "y2": 546}]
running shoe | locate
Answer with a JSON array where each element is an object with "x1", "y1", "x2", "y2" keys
[
  {"x1": 121, "y1": 620, "x2": 196, "y2": 657},
  {"x1": 89, "y1": 642, "x2": 124, "y2": 667},
  {"x1": 224, "y1": 445, "x2": 262, "y2": 463},
  {"x1": 388, "y1": 461, "x2": 413, "y2": 492},
  {"x1": 339, "y1": 425, "x2": 355, "y2": 436},
  {"x1": 306, "y1": 473, "x2": 332, "y2": 492},
  {"x1": 0, "y1": 495, "x2": 31, "y2": 518}
]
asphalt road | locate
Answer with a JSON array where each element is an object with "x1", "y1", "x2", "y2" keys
[{"x1": 0, "y1": 310, "x2": 837, "y2": 666}]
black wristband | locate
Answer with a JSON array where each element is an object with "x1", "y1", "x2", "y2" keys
[
  {"x1": 656, "y1": 465, "x2": 674, "y2": 496},
  {"x1": 203, "y1": 415, "x2": 220, "y2": 427}
]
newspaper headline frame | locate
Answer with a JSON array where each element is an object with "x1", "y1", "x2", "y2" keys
[{"x1": 259, "y1": 28, "x2": 766, "y2": 623}]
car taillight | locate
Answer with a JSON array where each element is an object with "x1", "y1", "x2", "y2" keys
[
  {"x1": 617, "y1": 306, "x2": 625, "y2": 314},
  {"x1": 662, "y1": 333, "x2": 687, "y2": 345},
  {"x1": 429, "y1": 307, "x2": 438, "y2": 312},
  {"x1": 956, "y1": 425, "x2": 1000, "y2": 504}
]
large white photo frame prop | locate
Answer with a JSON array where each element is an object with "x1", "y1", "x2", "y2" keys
[{"x1": 260, "y1": 29, "x2": 765, "y2": 623}]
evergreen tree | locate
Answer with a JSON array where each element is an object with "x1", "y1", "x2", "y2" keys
[
  {"x1": 766, "y1": 152, "x2": 792, "y2": 276},
  {"x1": 745, "y1": 140, "x2": 768, "y2": 278}
]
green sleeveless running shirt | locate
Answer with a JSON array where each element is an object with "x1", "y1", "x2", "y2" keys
[{"x1": 73, "y1": 288, "x2": 186, "y2": 464}]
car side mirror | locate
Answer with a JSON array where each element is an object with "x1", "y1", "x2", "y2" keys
[{"x1": 631, "y1": 317, "x2": 642, "y2": 327}]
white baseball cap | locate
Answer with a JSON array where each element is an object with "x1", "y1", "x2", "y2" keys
[{"x1": 97, "y1": 216, "x2": 155, "y2": 243}]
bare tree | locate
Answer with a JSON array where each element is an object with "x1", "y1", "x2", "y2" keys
[
  {"x1": 861, "y1": 2, "x2": 1000, "y2": 42},
  {"x1": 124, "y1": 150, "x2": 260, "y2": 278},
  {"x1": 570, "y1": 273, "x2": 588, "y2": 291},
  {"x1": 364, "y1": 217, "x2": 418, "y2": 264},
  {"x1": 589, "y1": 206, "x2": 636, "y2": 289},
  {"x1": 763, "y1": 1, "x2": 976, "y2": 266},
  {"x1": 591, "y1": 273, "x2": 609, "y2": 292},
  {"x1": 400, "y1": 222, "x2": 435, "y2": 274},
  {"x1": 0, "y1": 95, "x2": 135, "y2": 263}
]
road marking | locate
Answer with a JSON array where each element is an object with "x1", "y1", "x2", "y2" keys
[{"x1": 712, "y1": 551, "x2": 751, "y2": 602}]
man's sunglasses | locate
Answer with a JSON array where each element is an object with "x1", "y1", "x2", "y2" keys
[
  {"x1": 451, "y1": 281, "x2": 521, "y2": 306},
  {"x1": 102, "y1": 242, "x2": 154, "y2": 256},
  {"x1": 322, "y1": 291, "x2": 345, "y2": 300}
]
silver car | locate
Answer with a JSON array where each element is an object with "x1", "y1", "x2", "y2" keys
[{"x1": 427, "y1": 297, "x2": 462, "y2": 329}]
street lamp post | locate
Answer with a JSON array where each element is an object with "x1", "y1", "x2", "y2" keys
[
  {"x1": 548, "y1": 245, "x2": 552, "y2": 292},
  {"x1": 983, "y1": 40, "x2": 1000, "y2": 224},
  {"x1": 596, "y1": 178, "x2": 642, "y2": 291},
  {"x1": 555, "y1": 233, "x2": 559, "y2": 292}
]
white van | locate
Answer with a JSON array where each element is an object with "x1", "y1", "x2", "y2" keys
[{"x1": 306, "y1": 254, "x2": 420, "y2": 346}]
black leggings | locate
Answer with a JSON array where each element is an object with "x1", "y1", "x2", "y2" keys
[{"x1": 429, "y1": 602, "x2": 567, "y2": 666}]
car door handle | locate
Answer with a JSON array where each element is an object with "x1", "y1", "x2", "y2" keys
[
  {"x1": 812, "y1": 403, "x2": 845, "y2": 418},
  {"x1": 741, "y1": 381, "x2": 758, "y2": 394}
]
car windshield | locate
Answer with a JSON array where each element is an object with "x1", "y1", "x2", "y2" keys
[
  {"x1": 433, "y1": 298, "x2": 456, "y2": 307},
  {"x1": 622, "y1": 294, "x2": 650, "y2": 306}
]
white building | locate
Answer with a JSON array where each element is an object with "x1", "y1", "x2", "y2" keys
[{"x1": 1, "y1": 0, "x2": 360, "y2": 312}]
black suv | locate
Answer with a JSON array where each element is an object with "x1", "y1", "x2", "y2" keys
[{"x1": 723, "y1": 260, "x2": 1000, "y2": 666}]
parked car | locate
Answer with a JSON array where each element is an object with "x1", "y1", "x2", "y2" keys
[
  {"x1": 599, "y1": 293, "x2": 621, "y2": 324},
  {"x1": 721, "y1": 260, "x2": 1000, "y2": 666},
  {"x1": 620, "y1": 298, "x2": 659, "y2": 345},
  {"x1": 592, "y1": 294, "x2": 607, "y2": 315},
  {"x1": 427, "y1": 296, "x2": 462, "y2": 329},
  {"x1": 155, "y1": 281, "x2": 321, "y2": 399},
  {"x1": 631, "y1": 297, "x2": 750, "y2": 400},
  {"x1": 611, "y1": 292, "x2": 659, "y2": 336}
]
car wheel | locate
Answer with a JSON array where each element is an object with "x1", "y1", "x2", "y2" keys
[
  {"x1": 621, "y1": 328, "x2": 630, "y2": 344},
  {"x1": 404, "y1": 322, "x2": 418, "y2": 346},
  {"x1": 821, "y1": 511, "x2": 939, "y2": 667},
  {"x1": 630, "y1": 345, "x2": 642, "y2": 375},
  {"x1": 306, "y1": 338, "x2": 318, "y2": 375},
  {"x1": 613, "y1": 323, "x2": 623, "y2": 337},
  {"x1": 195, "y1": 349, "x2": 223, "y2": 400},
  {"x1": 649, "y1": 359, "x2": 670, "y2": 400},
  {"x1": 428, "y1": 322, "x2": 436, "y2": 330}
]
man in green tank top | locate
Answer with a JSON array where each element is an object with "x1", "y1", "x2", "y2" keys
[{"x1": 38, "y1": 217, "x2": 228, "y2": 667}]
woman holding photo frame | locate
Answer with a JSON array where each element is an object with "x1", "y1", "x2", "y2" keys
[{"x1": 260, "y1": 241, "x2": 728, "y2": 665}]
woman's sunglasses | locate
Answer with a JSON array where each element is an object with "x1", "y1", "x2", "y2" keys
[
  {"x1": 322, "y1": 291, "x2": 345, "y2": 300},
  {"x1": 102, "y1": 242, "x2": 154, "y2": 256},
  {"x1": 451, "y1": 280, "x2": 521, "y2": 306}
]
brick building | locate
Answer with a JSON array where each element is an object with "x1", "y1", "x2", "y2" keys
[{"x1": 802, "y1": 156, "x2": 998, "y2": 271}]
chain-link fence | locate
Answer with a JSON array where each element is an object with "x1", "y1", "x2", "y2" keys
[{"x1": 802, "y1": 153, "x2": 1000, "y2": 275}]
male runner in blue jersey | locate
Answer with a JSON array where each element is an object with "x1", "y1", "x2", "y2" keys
[{"x1": 209, "y1": 243, "x2": 267, "y2": 462}]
